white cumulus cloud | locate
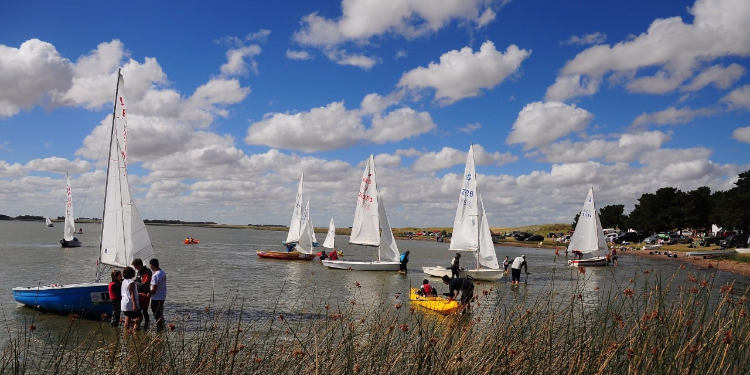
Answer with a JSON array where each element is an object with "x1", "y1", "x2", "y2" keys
[
  {"x1": 546, "y1": 0, "x2": 750, "y2": 101},
  {"x1": 630, "y1": 106, "x2": 716, "y2": 128},
  {"x1": 732, "y1": 126, "x2": 750, "y2": 143},
  {"x1": 398, "y1": 41, "x2": 530, "y2": 104},
  {"x1": 722, "y1": 85, "x2": 750, "y2": 109},
  {"x1": 0, "y1": 39, "x2": 73, "y2": 117},
  {"x1": 506, "y1": 102, "x2": 593, "y2": 150}
]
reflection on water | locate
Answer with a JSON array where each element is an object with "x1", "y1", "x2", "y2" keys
[{"x1": 1, "y1": 221, "x2": 748, "y2": 347}]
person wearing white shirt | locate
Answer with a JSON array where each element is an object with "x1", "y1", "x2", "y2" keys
[{"x1": 148, "y1": 258, "x2": 167, "y2": 332}]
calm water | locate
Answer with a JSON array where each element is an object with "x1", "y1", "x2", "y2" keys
[{"x1": 1, "y1": 220, "x2": 748, "y2": 346}]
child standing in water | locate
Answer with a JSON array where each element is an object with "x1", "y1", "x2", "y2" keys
[{"x1": 108, "y1": 269, "x2": 122, "y2": 327}]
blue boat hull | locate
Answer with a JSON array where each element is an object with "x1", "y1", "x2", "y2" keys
[{"x1": 12, "y1": 283, "x2": 113, "y2": 320}]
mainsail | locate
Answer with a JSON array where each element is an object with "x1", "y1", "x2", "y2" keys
[
  {"x1": 99, "y1": 71, "x2": 154, "y2": 268},
  {"x1": 322, "y1": 217, "x2": 335, "y2": 249},
  {"x1": 285, "y1": 173, "x2": 304, "y2": 244},
  {"x1": 350, "y1": 155, "x2": 380, "y2": 246},
  {"x1": 449, "y1": 145, "x2": 479, "y2": 252},
  {"x1": 567, "y1": 187, "x2": 607, "y2": 255},
  {"x1": 63, "y1": 174, "x2": 76, "y2": 241}
]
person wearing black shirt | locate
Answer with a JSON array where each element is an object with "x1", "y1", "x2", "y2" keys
[{"x1": 442, "y1": 275, "x2": 474, "y2": 311}]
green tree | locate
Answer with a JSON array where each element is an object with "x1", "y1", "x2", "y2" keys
[
  {"x1": 683, "y1": 186, "x2": 712, "y2": 232},
  {"x1": 599, "y1": 204, "x2": 625, "y2": 229}
]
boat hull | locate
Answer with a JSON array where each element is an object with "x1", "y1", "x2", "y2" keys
[
  {"x1": 735, "y1": 248, "x2": 750, "y2": 254},
  {"x1": 256, "y1": 250, "x2": 315, "y2": 260},
  {"x1": 685, "y1": 250, "x2": 737, "y2": 258},
  {"x1": 12, "y1": 283, "x2": 113, "y2": 320},
  {"x1": 60, "y1": 239, "x2": 82, "y2": 248},
  {"x1": 282, "y1": 241, "x2": 319, "y2": 247},
  {"x1": 422, "y1": 266, "x2": 503, "y2": 281},
  {"x1": 409, "y1": 288, "x2": 460, "y2": 315},
  {"x1": 321, "y1": 260, "x2": 400, "y2": 271},
  {"x1": 568, "y1": 256, "x2": 608, "y2": 267},
  {"x1": 184, "y1": 239, "x2": 200, "y2": 244}
]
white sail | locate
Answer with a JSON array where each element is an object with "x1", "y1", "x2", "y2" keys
[
  {"x1": 285, "y1": 173, "x2": 304, "y2": 244},
  {"x1": 377, "y1": 193, "x2": 400, "y2": 262},
  {"x1": 350, "y1": 155, "x2": 380, "y2": 246},
  {"x1": 477, "y1": 195, "x2": 499, "y2": 269},
  {"x1": 63, "y1": 174, "x2": 76, "y2": 241},
  {"x1": 322, "y1": 217, "x2": 335, "y2": 249},
  {"x1": 99, "y1": 72, "x2": 154, "y2": 268},
  {"x1": 449, "y1": 145, "x2": 479, "y2": 252},
  {"x1": 304, "y1": 200, "x2": 318, "y2": 244},
  {"x1": 296, "y1": 213, "x2": 314, "y2": 254},
  {"x1": 45, "y1": 217, "x2": 53, "y2": 227},
  {"x1": 567, "y1": 187, "x2": 607, "y2": 255}
]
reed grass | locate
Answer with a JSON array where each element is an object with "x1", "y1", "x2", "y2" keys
[{"x1": 2, "y1": 269, "x2": 748, "y2": 374}]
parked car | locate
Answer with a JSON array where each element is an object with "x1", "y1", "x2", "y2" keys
[
  {"x1": 666, "y1": 234, "x2": 693, "y2": 245},
  {"x1": 514, "y1": 232, "x2": 533, "y2": 241},
  {"x1": 720, "y1": 233, "x2": 749, "y2": 249},
  {"x1": 614, "y1": 232, "x2": 645, "y2": 244},
  {"x1": 698, "y1": 235, "x2": 720, "y2": 246},
  {"x1": 643, "y1": 235, "x2": 659, "y2": 244},
  {"x1": 525, "y1": 234, "x2": 544, "y2": 242}
]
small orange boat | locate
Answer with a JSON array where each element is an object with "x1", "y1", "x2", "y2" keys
[
  {"x1": 256, "y1": 250, "x2": 315, "y2": 261},
  {"x1": 184, "y1": 238, "x2": 200, "y2": 244}
]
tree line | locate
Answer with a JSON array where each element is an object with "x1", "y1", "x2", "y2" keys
[{"x1": 580, "y1": 169, "x2": 749, "y2": 234}]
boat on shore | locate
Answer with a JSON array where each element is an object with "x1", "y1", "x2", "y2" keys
[
  {"x1": 423, "y1": 145, "x2": 502, "y2": 281},
  {"x1": 568, "y1": 187, "x2": 609, "y2": 267},
  {"x1": 322, "y1": 155, "x2": 401, "y2": 271},
  {"x1": 409, "y1": 288, "x2": 460, "y2": 314},
  {"x1": 685, "y1": 249, "x2": 737, "y2": 258},
  {"x1": 14, "y1": 70, "x2": 154, "y2": 319}
]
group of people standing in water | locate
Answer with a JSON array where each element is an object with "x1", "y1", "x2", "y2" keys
[{"x1": 108, "y1": 258, "x2": 167, "y2": 333}]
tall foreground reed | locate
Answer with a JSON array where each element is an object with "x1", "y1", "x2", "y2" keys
[{"x1": 2, "y1": 269, "x2": 748, "y2": 374}]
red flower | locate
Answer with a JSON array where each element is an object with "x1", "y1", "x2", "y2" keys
[{"x1": 623, "y1": 288, "x2": 635, "y2": 297}]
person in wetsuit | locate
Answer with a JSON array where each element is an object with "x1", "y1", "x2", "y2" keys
[
  {"x1": 450, "y1": 253, "x2": 461, "y2": 278},
  {"x1": 442, "y1": 275, "x2": 474, "y2": 311}
]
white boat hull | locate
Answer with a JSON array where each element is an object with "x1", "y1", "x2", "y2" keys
[
  {"x1": 322, "y1": 260, "x2": 400, "y2": 271},
  {"x1": 422, "y1": 266, "x2": 503, "y2": 281},
  {"x1": 735, "y1": 248, "x2": 750, "y2": 254},
  {"x1": 685, "y1": 250, "x2": 737, "y2": 258},
  {"x1": 568, "y1": 256, "x2": 608, "y2": 267}
]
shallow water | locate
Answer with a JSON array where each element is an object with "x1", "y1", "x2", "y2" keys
[{"x1": 1, "y1": 220, "x2": 747, "y2": 346}]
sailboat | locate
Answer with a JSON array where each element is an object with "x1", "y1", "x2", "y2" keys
[
  {"x1": 322, "y1": 155, "x2": 401, "y2": 271},
  {"x1": 45, "y1": 217, "x2": 54, "y2": 227},
  {"x1": 13, "y1": 69, "x2": 155, "y2": 319},
  {"x1": 60, "y1": 173, "x2": 82, "y2": 248},
  {"x1": 422, "y1": 145, "x2": 502, "y2": 281},
  {"x1": 322, "y1": 217, "x2": 335, "y2": 249},
  {"x1": 256, "y1": 173, "x2": 315, "y2": 260},
  {"x1": 567, "y1": 187, "x2": 609, "y2": 267}
]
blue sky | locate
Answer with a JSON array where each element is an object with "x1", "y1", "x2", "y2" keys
[{"x1": 0, "y1": 0, "x2": 748, "y2": 227}]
